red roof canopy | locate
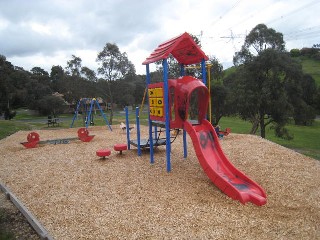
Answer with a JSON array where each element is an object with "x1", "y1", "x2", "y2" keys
[{"x1": 142, "y1": 32, "x2": 208, "y2": 65}]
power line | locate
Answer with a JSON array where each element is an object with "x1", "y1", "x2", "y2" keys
[
  {"x1": 210, "y1": 0, "x2": 242, "y2": 27},
  {"x1": 224, "y1": 1, "x2": 272, "y2": 32},
  {"x1": 283, "y1": 25, "x2": 320, "y2": 41},
  {"x1": 285, "y1": 31, "x2": 320, "y2": 41},
  {"x1": 266, "y1": 0, "x2": 320, "y2": 25},
  {"x1": 284, "y1": 25, "x2": 320, "y2": 37}
]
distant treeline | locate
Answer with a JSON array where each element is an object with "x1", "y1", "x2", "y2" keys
[{"x1": 290, "y1": 46, "x2": 320, "y2": 60}]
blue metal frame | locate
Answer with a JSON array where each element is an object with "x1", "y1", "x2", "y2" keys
[
  {"x1": 70, "y1": 100, "x2": 82, "y2": 128},
  {"x1": 135, "y1": 107, "x2": 141, "y2": 156},
  {"x1": 70, "y1": 98, "x2": 112, "y2": 131},
  {"x1": 86, "y1": 99, "x2": 95, "y2": 128},
  {"x1": 94, "y1": 100, "x2": 112, "y2": 131},
  {"x1": 180, "y1": 63, "x2": 188, "y2": 158},
  {"x1": 180, "y1": 63, "x2": 185, "y2": 76},
  {"x1": 141, "y1": 56, "x2": 207, "y2": 172},
  {"x1": 201, "y1": 58, "x2": 207, "y2": 85},
  {"x1": 163, "y1": 59, "x2": 171, "y2": 172},
  {"x1": 146, "y1": 64, "x2": 154, "y2": 163},
  {"x1": 125, "y1": 106, "x2": 130, "y2": 150}
]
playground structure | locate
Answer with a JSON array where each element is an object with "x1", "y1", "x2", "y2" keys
[
  {"x1": 70, "y1": 98, "x2": 112, "y2": 130},
  {"x1": 21, "y1": 128, "x2": 94, "y2": 148},
  {"x1": 125, "y1": 106, "x2": 180, "y2": 156},
  {"x1": 127, "y1": 32, "x2": 267, "y2": 206}
]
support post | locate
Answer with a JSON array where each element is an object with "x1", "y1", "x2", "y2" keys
[
  {"x1": 207, "y1": 64, "x2": 212, "y2": 123},
  {"x1": 181, "y1": 63, "x2": 187, "y2": 159},
  {"x1": 146, "y1": 64, "x2": 154, "y2": 164},
  {"x1": 95, "y1": 99, "x2": 112, "y2": 131},
  {"x1": 201, "y1": 58, "x2": 207, "y2": 85},
  {"x1": 136, "y1": 107, "x2": 141, "y2": 156},
  {"x1": 125, "y1": 106, "x2": 130, "y2": 150},
  {"x1": 180, "y1": 63, "x2": 185, "y2": 77},
  {"x1": 86, "y1": 99, "x2": 95, "y2": 129},
  {"x1": 183, "y1": 130, "x2": 187, "y2": 158},
  {"x1": 70, "y1": 100, "x2": 82, "y2": 128},
  {"x1": 163, "y1": 59, "x2": 171, "y2": 172}
]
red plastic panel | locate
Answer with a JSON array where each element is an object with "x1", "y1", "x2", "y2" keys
[
  {"x1": 27, "y1": 132, "x2": 40, "y2": 143},
  {"x1": 77, "y1": 128, "x2": 89, "y2": 138}
]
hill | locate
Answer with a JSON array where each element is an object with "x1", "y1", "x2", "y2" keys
[
  {"x1": 294, "y1": 56, "x2": 320, "y2": 86},
  {"x1": 223, "y1": 55, "x2": 320, "y2": 86}
]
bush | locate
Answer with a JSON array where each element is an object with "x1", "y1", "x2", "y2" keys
[
  {"x1": 300, "y1": 47, "x2": 320, "y2": 58},
  {"x1": 290, "y1": 48, "x2": 300, "y2": 57},
  {"x1": 4, "y1": 108, "x2": 16, "y2": 120},
  {"x1": 273, "y1": 124, "x2": 294, "y2": 140},
  {"x1": 37, "y1": 95, "x2": 66, "y2": 116}
]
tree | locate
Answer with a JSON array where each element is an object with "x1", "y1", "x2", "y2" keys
[
  {"x1": 96, "y1": 43, "x2": 136, "y2": 124},
  {"x1": 206, "y1": 57, "x2": 231, "y2": 125},
  {"x1": 30, "y1": 67, "x2": 50, "y2": 86},
  {"x1": 233, "y1": 23, "x2": 285, "y2": 66},
  {"x1": 50, "y1": 65, "x2": 65, "y2": 92},
  {"x1": 288, "y1": 74, "x2": 317, "y2": 125},
  {"x1": 31, "y1": 67, "x2": 49, "y2": 77},
  {"x1": 37, "y1": 95, "x2": 66, "y2": 116},
  {"x1": 229, "y1": 24, "x2": 309, "y2": 139},
  {"x1": 66, "y1": 55, "x2": 82, "y2": 76},
  {"x1": 81, "y1": 66, "x2": 97, "y2": 82},
  {"x1": 0, "y1": 55, "x2": 15, "y2": 114}
]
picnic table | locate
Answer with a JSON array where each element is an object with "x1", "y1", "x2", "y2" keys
[{"x1": 47, "y1": 116, "x2": 60, "y2": 127}]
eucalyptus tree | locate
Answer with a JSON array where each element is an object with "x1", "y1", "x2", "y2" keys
[
  {"x1": 96, "y1": 43, "x2": 135, "y2": 124},
  {"x1": 66, "y1": 55, "x2": 82, "y2": 77},
  {"x1": 229, "y1": 24, "x2": 314, "y2": 139}
]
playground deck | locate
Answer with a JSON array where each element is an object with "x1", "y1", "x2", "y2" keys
[{"x1": 0, "y1": 126, "x2": 319, "y2": 239}]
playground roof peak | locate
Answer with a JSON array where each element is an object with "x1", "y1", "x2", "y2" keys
[{"x1": 142, "y1": 32, "x2": 208, "y2": 65}]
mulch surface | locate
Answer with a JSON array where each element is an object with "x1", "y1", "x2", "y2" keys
[{"x1": 0, "y1": 126, "x2": 319, "y2": 239}]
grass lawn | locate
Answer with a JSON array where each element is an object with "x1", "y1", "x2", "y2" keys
[
  {"x1": 219, "y1": 116, "x2": 320, "y2": 160},
  {"x1": 1, "y1": 110, "x2": 319, "y2": 161},
  {"x1": 294, "y1": 56, "x2": 320, "y2": 85},
  {"x1": 265, "y1": 120, "x2": 320, "y2": 160},
  {"x1": 0, "y1": 120, "x2": 41, "y2": 140}
]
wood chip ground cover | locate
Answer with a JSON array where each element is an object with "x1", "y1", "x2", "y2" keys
[{"x1": 0, "y1": 126, "x2": 319, "y2": 239}]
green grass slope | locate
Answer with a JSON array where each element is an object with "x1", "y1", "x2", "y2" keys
[{"x1": 292, "y1": 56, "x2": 320, "y2": 86}]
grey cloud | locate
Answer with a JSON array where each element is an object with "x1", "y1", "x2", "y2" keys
[{"x1": 0, "y1": 0, "x2": 161, "y2": 58}]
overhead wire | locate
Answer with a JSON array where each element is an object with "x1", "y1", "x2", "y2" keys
[
  {"x1": 200, "y1": 0, "x2": 319, "y2": 58},
  {"x1": 209, "y1": 0, "x2": 243, "y2": 28},
  {"x1": 266, "y1": 0, "x2": 320, "y2": 26}
]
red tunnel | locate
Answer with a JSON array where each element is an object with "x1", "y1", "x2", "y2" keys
[{"x1": 169, "y1": 76, "x2": 209, "y2": 129}]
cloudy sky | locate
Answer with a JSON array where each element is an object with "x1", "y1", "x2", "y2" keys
[{"x1": 0, "y1": 0, "x2": 319, "y2": 75}]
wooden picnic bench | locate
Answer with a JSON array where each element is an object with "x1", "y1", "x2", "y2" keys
[{"x1": 47, "y1": 116, "x2": 60, "y2": 127}]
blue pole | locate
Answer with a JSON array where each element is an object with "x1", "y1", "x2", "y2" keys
[
  {"x1": 146, "y1": 64, "x2": 154, "y2": 164},
  {"x1": 154, "y1": 125, "x2": 157, "y2": 140},
  {"x1": 70, "y1": 100, "x2": 81, "y2": 128},
  {"x1": 95, "y1": 99, "x2": 112, "y2": 131},
  {"x1": 180, "y1": 63, "x2": 185, "y2": 77},
  {"x1": 201, "y1": 58, "x2": 207, "y2": 85},
  {"x1": 86, "y1": 99, "x2": 95, "y2": 129},
  {"x1": 180, "y1": 63, "x2": 187, "y2": 158},
  {"x1": 183, "y1": 130, "x2": 187, "y2": 158},
  {"x1": 136, "y1": 107, "x2": 141, "y2": 156},
  {"x1": 163, "y1": 59, "x2": 171, "y2": 172},
  {"x1": 125, "y1": 106, "x2": 130, "y2": 150}
]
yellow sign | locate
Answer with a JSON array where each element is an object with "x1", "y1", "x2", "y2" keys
[{"x1": 149, "y1": 86, "x2": 164, "y2": 118}]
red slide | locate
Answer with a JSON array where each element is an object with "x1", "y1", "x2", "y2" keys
[{"x1": 184, "y1": 120, "x2": 267, "y2": 206}]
